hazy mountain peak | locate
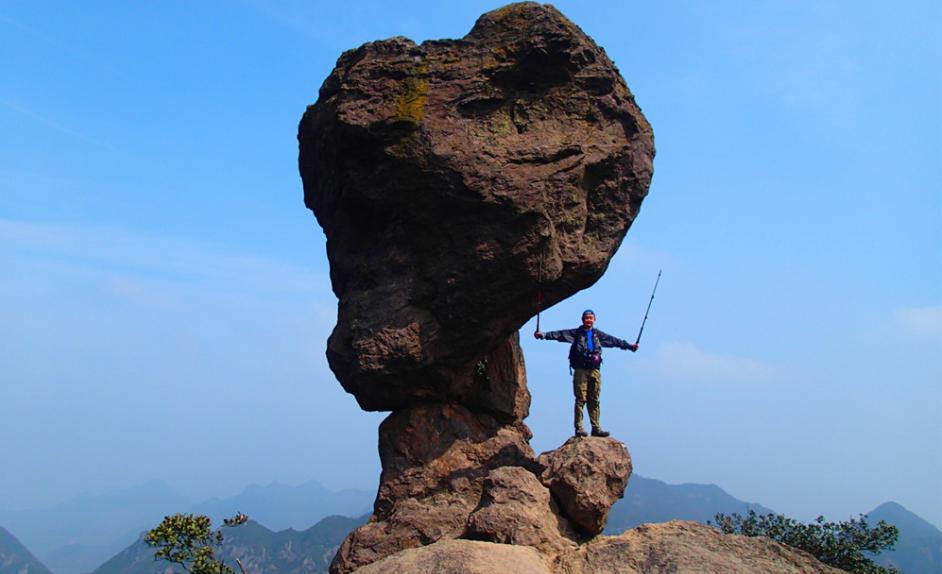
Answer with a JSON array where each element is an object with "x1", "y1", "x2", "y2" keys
[
  {"x1": 868, "y1": 501, "x2": 942, "y2": 540},
  {"x1": 0, "y1": 525, "x2": 54, "y2": 574}
]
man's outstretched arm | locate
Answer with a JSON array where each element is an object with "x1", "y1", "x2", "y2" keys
[
  {"x1": 535, "y1": 328, "x2": 578, "y2": 342},
  {"x1": 597, "y1": 330, "x2": 639, "y2": 352}
]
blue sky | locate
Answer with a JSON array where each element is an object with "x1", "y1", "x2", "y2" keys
[{"x1": 1, "y1": 1, "x2": 940, "y2": 529}]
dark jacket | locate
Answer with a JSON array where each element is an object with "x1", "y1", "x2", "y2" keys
[{"x1": 543, "y1": 327, "x2": 632, "y2": 370}]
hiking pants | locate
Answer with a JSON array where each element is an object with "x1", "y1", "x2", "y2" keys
[{"x1": 573, "y1": 368, "x2": 602, "y2": 431}]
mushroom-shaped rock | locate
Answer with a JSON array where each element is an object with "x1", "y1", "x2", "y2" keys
[
  {"x1": 298, "y1": 1, "x2": 655, "y2": 411},
  {"x1": 538, "y1": 437, "x2": 632, "y2": 536}
]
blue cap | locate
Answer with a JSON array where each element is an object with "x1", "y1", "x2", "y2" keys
[{"x1": 582, "y1": 309, "x2": 595, "y2": 317}]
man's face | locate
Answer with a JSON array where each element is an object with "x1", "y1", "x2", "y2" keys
[{"x1": 582, "y1": 313, "x2": 595, "y2": 329}]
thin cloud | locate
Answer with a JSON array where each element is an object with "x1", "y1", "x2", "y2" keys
[
  {"x1": 0, "y1": 100, "x2": 116, "y2": 150},
  {"x1": 640, "y1": 341, "x2": 781, "y2": 385},
  {"x1": 896, "y1": 306, "x2": 942, "y2": 337}
]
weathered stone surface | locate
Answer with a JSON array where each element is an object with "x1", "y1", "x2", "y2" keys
[
  {"x1": 538, "y1": 437, "x2": 632, "y2": 536},
  {"x1": 466, "y1": 467, "x2": 580, "y2": 555},
  {"x1": 555, "y1": 521, "x2": 844, "y2": 573},
  {"x1": 374, "y1": 403, "x2": 536, "y2": 514},
  {"x1": 330, "y1": 403, "x2": 538, "y2": 574},
  {"x1": 354, "y1": 539, "x2": 552, "y2": 574},
  {"x1": 468, "y1": 332, "x2": 531, "y2": 423},
  {"x1": 332, "y1": 491, "x2": 479, "y2": 574},
  {"x1": 299, "y1": 1, "x2": 654, "y2": 411}
]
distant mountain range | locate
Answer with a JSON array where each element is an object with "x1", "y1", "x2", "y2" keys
[
  {"x1": 2, "y1": 476, "x2": 939, "y2": 573},
  {"x1": 0, "y1": 525, "x2": 53, "y2": 574},
  {"x1": 189, "y1": 481, "x2": 372, "y2": 532},
  {"x1": 0, "y1": 480, "x2": 371, "y2": 574},
  {"x1": 605, "y1": 475, "x2": 775, "y2": 533},
  {"x1": 0, "y1": 480, "x2": 190, "y2": 574},
  {"x1": 90, "y1": 516, "x2": 366, "y2": 574}
]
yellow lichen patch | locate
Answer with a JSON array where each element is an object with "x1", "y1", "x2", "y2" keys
[
  {"x1": 395, "y1": 63, "x2": 429, "y2": 122},
  {"x1": 489, "y1": 111, "x2": 514, "y2": 136},
  {"x1": 487, "y1": 4, "x2": 532, "y2": 28},
  {"x1": 482, "y1": 43, "x2": 517, "y2": 71}
]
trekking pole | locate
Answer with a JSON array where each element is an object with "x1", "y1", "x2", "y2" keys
[
  {"x1": 535, "y1": 248, "x2": 543, "y2": 334},
  {"x1": 634, "y1": 269, "x2": 661, "y2": 346}
]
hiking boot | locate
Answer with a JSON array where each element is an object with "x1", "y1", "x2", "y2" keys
[
  {"x1": 574, "y1": 428, "x2": 588, "y2": 437},
  {"x1": 591, "y1": 428, "x2": 610, "y2": 437}
]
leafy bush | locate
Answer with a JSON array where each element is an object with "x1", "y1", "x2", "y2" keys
[
  {"x1": 145, "y1": 512, "x2": 247, "y2": 574},
  {"x1": 712, "y1": 510, "x2": 899, "y2": 573}
]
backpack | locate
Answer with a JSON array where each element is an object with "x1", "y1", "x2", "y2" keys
[{"x1": 568, "y1": 330, "x2": 602, "y2": 370}]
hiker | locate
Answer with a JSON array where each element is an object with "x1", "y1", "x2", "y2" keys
[{"x1": 534, "y1": 309, "x2": 638, "y2": 438}]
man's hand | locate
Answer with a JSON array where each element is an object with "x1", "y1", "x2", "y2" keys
[
  {"x1": 534, "y1": 330, "x2": 544, "y2": 339},
  {"x1": 627, "y1": 343, "x2": 639, "y2": 352}
]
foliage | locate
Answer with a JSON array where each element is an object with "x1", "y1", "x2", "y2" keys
[
  {"x1": 712, "y1": 510, "x2": 900, "y2": 573},
  {"x1": 145, "y1": 512, "x2": 248, "y2": 574}
]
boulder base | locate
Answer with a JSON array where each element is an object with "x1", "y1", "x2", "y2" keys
[{"x1": 538, "y1": 437, "x2": 632, "y2": 536}]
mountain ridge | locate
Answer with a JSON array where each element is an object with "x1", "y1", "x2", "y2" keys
[
  {"x1": 0, "y1": 525, "x2": 54, "y2": 574},
  {"x1": 605, "y1": 474, "x2": 775, "y2": 533}
]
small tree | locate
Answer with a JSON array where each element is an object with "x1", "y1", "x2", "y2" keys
[
  {"x1": 712, "y1": 510, "x2": 899, "y2": 574},
  {"x1": 145, "y1": 512, "x2": 248, "y2": 574}
]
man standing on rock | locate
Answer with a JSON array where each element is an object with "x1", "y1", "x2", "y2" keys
[{"x1": 535, "y1": 310, "x2": 638, "y2": 438}]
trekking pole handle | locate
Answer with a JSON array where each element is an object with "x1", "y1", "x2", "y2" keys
[{"x1": 535, "y1": 246, "x2": 544, "y2": 333}]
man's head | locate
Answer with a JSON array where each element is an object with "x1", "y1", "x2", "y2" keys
[{"x1": 581, "y1": 309, "x2": 595, "y2": 329}]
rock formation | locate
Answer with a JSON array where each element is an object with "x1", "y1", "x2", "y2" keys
[
  {"x1": 299, "y1": 2, "x2": 835, "y2": 573},
  {"x1": 300, "y1": 3, "x2": 650, "y2": 571}
]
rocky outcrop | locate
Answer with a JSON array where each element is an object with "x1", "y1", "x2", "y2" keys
[
  {"x1": 299, "y1": 2, "x2": 655, "y2": 573},
  {"x1": 331, "y1": 428, "x2": 630, "y2": 573}
]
